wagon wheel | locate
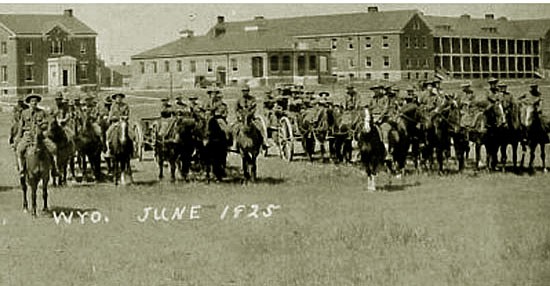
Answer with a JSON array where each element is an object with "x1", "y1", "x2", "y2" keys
[
  {"x1": 255, "y1": 115, "x2": 270, "y2": 157},
  {"x1": 278, "y1": 117, "x2": 294, "y2": 162},
  {"x1": 132, "y1": 121, "x2": 144, "y2": 162}
]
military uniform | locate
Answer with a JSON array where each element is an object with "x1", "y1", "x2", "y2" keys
[
  {"x1": 234, "y1": 86, "x2": 269, "y2": 148},
  {"x1": 15, "y1": 94, "x2": 57, "y2": 175},
  {"x1": 344, "y1": 86, "x2": 358, "y2": 110},
  {"x1": 105, "y1": 94, "x2": 131, "y2": 156}
]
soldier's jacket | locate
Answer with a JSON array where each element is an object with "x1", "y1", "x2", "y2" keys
[
  {"x1": 13, "y1": 104, "x2": 28, "y2": 123},
  {"x1": 345, "y1": 90, "x2": 357, "y2": 110},
  {"x1": 108, "y1": 102, "x2": 130, "y2": 121},
  {"x1": 236, "y1": 96, "x2": 257, "y2": 115},
  {"x1": 18, "y1": 107, "x2": 49, "y2": 137}
]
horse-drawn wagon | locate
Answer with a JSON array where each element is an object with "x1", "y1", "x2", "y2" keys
[{"x1": 135, "y1": 116, "x2": 159, "y2": 161}]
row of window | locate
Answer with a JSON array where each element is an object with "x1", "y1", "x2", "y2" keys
[
  {"x1": 0, "y1": 40, "x2": 88, "y2": 56},
  {"x1": 139, "y1": 59, "x2": 239, "y2": 74},
  {"x1": 331, "y1": 36, "x2": 390, "y2": 50},
  {"x1": 435, "y1": 55, "x2": 540, "y2": 72},
  {"x1": 340, "y1": 71, "x2": 428, "y2": 81},
  {"x1": 405, "y1": 36, "x2": 428, "y2": 49},
  {"x1": 434, "y1": 38, "x2": 540, "y2": 55},
  {"x1": 0, "y1": 64, "x2": 88, "y2": 82},
  {"x1": 344, "y1": 56, "x2": 392, "y2": 68}
]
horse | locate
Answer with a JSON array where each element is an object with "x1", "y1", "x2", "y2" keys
[
  {"x1": 483, "y1": 101, "x2": 508, "y2": 171},
  {"x1": 521, "y1": 103, "x2": 549, "y2": 173},
  {"x1": 21, "y1": 129, "x2": 52, "y2": 217},
  {"x1": 46, "y1": 116, "x2": 76, "y2": 186},
  {"x1": 445, "y1": 98, "x2": 469, "y2": 173},
  {"x1": 155, "y1": 113, "x2": 197, "y2": 182},
  {"x1": 500, "y1": 97, "x2": 525, "y2": 172},
  {"x1": 332, "y1": 108, "x2": 360, "y2": 163},
  {"x1": 204, "y1": 115, "x2": 232, "y2": 182},
  {"x1": 383, "y1": 104, "x2": 420, "y2": 176},
  {"x1": 354, "y1": 107, "x2": 387, "y2": 191},
  {"x1": 235, "y1": 111, "x2": 263, "y2": 183},
  {"x1": 73, "y1": 113, "x2": 103, "y2": 181},
  {"x1": 299, "y1": 106, "x2": 331, "y2": 162},
  {"x1": 108, "y1": 118, "x2": 134, "y2": 185}
]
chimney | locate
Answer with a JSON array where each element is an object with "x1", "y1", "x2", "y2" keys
[
  {"x1": 254, "y1": 16, "x2": 264, "y2": 20},
  {"x1": 485, "y1": 14, "x2": 494, "y2": 20},
  {"x1": 217, "y1": 16, "x2": 225, "y2": 24},
  {"x1": 179, "y1": 29, "x2": 194, "y2": 38},
  {"x1": 64, "y1": 9, "x2": 73, "y2": 17},
  {"x1": 367, "y1": 6, "x2": 378, "y2": 13},
  {"x1": 460, "y1": 14, "x2": 470, "y2": 19}
]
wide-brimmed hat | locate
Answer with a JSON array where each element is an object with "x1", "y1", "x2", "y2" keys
[
  {"x1": 497, "y1": 82, "x2": 507, "y2": 88},
  {"x1": 161, "y1": 97, "x2": 170, "y2": 102},
  {"x1": 530, "y1": 83, "x2": 538, "y2": 89},
  {"x1": 318, "y1": 91, "x2": 330, "y2": 97},
  {"x1": 241, "y1": 85, "x2": 250, "y2": 92},
  {"x1": 488, "y1": 77, "x2": 499, "y2": 84},
  {"x1": 461, "y1": 82, "x2": 471, "y2": 88},
  {"x1": 188, "y1": 95, "x2": 199, "y2": 100},
  {"x1": 346, "y1": 85, "x2": 355, "y2": 89},
  {"x1": 24, "y1": 94, "x2": 42, "y2": 103},
  {"x1": 207, "y1": 88, "x2": 221, "y2": 95},
  {"x1": 370, "y1": 84, "x2": 383, "y2": 90},
  {"x1": 55, "y1": 92, "x2": 64, "y2": 100},
  {"x1": 111, "y1": 93, "x2": 125, "y2": 100}
]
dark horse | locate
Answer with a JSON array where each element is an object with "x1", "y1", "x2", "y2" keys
[
  {"x1": 300, "y1": 106, "x2": 331, "y2": 162},
  {"x1": 108, "y1": 119, "x2": 134, "y2": 185},
  {"x1": 483, "y1": 101, "x2": 508, "y2": 171},
  {"x1": 521, "y1": 103, "x2": 549, "y2": 173},
  {"x1": 155, "y1": 114, "x2": 197, "y2": 182},
  {"x1": 500, "y1": 97, "x2": 525, "y2": 172},
  {"x1": 355, "y1": 107, "x2": 387, "y2": 191},
  {"x1": 431, "y1": 99, "x2": 468, "y2": 173},
  {"x1": 74, "y1": 113, "x2": 103, "y2": 181},
  {"x1": 47, "y1": 117, "x2": 76, "y2": 186},
  {"x1": 204, "y1": 115, "x2": 232, "y2": 182},
  {"x1": 332, "y1": 108, "x2": 360, "y2": 163},
  {"x1": 21, "y1": 129, "x2": 52, "y2": 217},
  {"x1": 384, "y1": 104, "x2": 421, "y2": 176},
  {"x1": 235, "y1": 111, "x2": 263, "y2": 183}
]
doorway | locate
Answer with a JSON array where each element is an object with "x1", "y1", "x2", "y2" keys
[{"x1": 62, "y1": 70, "x2": 68, "y2": 86}]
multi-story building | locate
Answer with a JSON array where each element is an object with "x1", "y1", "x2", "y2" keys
[
  {"x1": 0, "y1": 9, "x2": 97, "y2": 96},
  {"x1": 131, "y1": 7, "x2": 550, "y2": 90}
]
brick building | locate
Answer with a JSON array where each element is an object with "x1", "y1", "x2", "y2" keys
[{"x1": 0, "y1": 9, "x2": 97, "y2": 96}]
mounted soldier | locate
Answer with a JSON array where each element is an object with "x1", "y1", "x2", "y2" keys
[
  {"x1": 15, "y1": 94, "x2": 58, "y2": 177},
  {"x1": 105, "y1": 93, "x2": 130, "y2": 157},
  {"x1": 235, "y1": 85, "x2": 269, "y2": 150},
  {"x1": 160, "y1": 96, "x2": 173, "y2": 117},
  {"x1": 10, "y1": 95, "x2": 29, "y2": 147},
  {"x1": 345, "y1": 85, "x2": 358, "y2": 111},
  {"x1": 50, "y1": 92, "x2": 70, "y2": 125}
]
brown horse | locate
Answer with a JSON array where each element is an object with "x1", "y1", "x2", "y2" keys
[
  {"x1": 74, "y1": 113, "x2": 103, "y2": 181},
  {"x1": 47, "y1": 117, "x2": 75, "y2": 186},
  {"x1": 21, "y1": 130, "x2": 52, "y2": 217},
  {"x1": 108, "y1": 119, "x2": 134, "y2": 185},
  {"x1": 235, "y1": 111, "x2": 262, "y2": 183},
  {"x1": 355, "y1": 107, "x2": 387, "y2": 191},
  {"x1": 521, "y1": 103, "x2": 549, "y2": 173}
]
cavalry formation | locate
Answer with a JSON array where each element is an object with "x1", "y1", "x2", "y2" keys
[{"x1": 7, "y1": 78, "x2": 550, "y2": 216}]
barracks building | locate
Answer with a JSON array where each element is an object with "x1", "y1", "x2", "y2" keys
[
  {"x1": 0, "y1": 9, "x2": 97, "y2": 96},
  {"x1": 131, "y1": 7, "x2": 550, "y2": 89}
]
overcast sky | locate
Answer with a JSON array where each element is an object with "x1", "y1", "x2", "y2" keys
[{"x1": 2, "y1": 3, "x2": 550, "y2": 65}]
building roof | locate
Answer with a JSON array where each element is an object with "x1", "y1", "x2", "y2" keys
[
  {"x1": 133, "y1": 9, "x2": 420, "y2": 59},
  {"x1": 0, "y1": 13, "x2": 96, "y2": 35},
  {"x1": 513, "y1": 19, "x2": 550, "y2": 38},
  {"x1": 423, "y1": 15, "x2": 526, "y2": 38}
]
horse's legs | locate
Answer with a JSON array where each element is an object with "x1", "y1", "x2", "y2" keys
[
  {"x1": 158, "y1": 152, "x2": 164, "y2": 180},
  {"x1": 500, "y1": 142, "x2": 508, "y2": 172},
  {"x1": 21, "y1": 176, "x2": 28, "y2": 212},
  {"x1": 436, "y1": 147, "x2": 444, "y2": 175},
  {"x1": 169, "y1": 158, "x2": 176, "y2": 182},
  {"x1": 251, "y1": 156, "x2": 257, "y2": 182},
  {"x1": 31, "y1": 181, "x2": 37, "y2": 217},
  {"x1": 528, "y1": 143, "x2": 536, "y2": 172},
  {"x1": 474, "y1": 143, "x2": 481, "y2": 171},
  {"x1": 42, "y1": 176, "x2": 48, "y2": 212},
  {"x1": 540, "y1": 143, "x2": 546, "y2": 173},
  {"x1": 242, "y1": 156, "x2": 250, "y2": 183}
]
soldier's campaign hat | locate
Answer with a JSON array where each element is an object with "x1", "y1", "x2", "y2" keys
[
  {"x1": 488, "y1": 77, "x2": 499, "y2": 84},
  {"x1": 346, "y1": 85, "x2": 355, "y2": 89},
  {"x1": 55, "y1": 92, "x2": 64, "y2": 100},
  {"x1": 318, "y1": 91, "x2": 330, "y2": 97},
  {"x1": 188, "y1": 95, "x2": 199, "y2": 100},
  {"x1": 497, "y1": 82, "x2": 507, "y2": 88},
  {"x1": 103, "y1": 95, "x2": 113, "y2": 104},
  {"x1": 461, "y1": 82, "x2": 471, "y2": 88},
  {"x1": 530, "y1": 83, "x2": 538, "y2": 89},
  {"x1": 161, "y1": 97, "x2": 170, "y2": 102},
  {"x1": 241, "y1": 85, "x2": 250, "y2": 92},
  {"x1": 24, "y1": 93, "x2": 42, "y2": 103},
  {"x1": 369, "y1": 84, "x2": 383, "y2": 90},
  {"x1": 111, "y1": 93, "x2": 126, "y2": 100}
]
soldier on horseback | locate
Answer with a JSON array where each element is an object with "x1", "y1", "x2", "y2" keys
[
  {"x1": 50, "y1": 92, "x2": 70, "y2": 126},
  {"x1": 105, "y1": 93, "x2": 130, "y2": 157},
  {"x1": 235, "y1": 86, "x2": 269, "y2": 150},
  {"x1": 15, "y1": 94, "x2": 58, "y2": 178},
  {"x1": 345, "y1": 85, "x2": 358, "y2": 111},
  {"x1": 10, "y1": 95, "x2": 29, "y2": 146}
]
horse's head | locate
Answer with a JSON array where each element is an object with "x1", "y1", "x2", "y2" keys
[
  {"x1": 119, "y1": 119, "x2": 129, "y2": 144},
  {"x1": 362, "y1": 107, "x2": 372, "y2": 133},
  {"x1": 522, "y1": 103, "x2": 538, "y2": 128},
  {"x1": 489, "y1": 102, "x2": 507, "y2": 129}
]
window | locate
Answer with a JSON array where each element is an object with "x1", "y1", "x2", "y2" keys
[
  {"x1": 282, "y1": 56, "x2": 291, "y2": 71},
  {"x1": 1, "y1": 42, "x2": 6, "y2": 54},
  {"x1": 164, "y1": 61, "x2": 170, "y2": 72},
  {"x1": 424, "y1": 59, "x2": 430, "y2": 68},
  {"x1": 206, "y1": 59, "x2": 213, "y2": 73},
  {"x1": 270, "y1": 55, "x2": 279, "y2": 72},
  {"x1": 319, "y1": 56, "x2": 328, "y2": 72},
  {"x1": 79, "y1": 63, "x2": 88, "y2": 79},
  {"x1": 383, "y1": 73, "x2": 389, "y2": 80},
  {"x1": 190, "y1": 60, "x2": 196, "y2": 73},
  {"x1": 365, "y1": 37, "x2": 371, "y2": 49},
  {"x1": 231, "y1": 58, "x2": 238, "y2": 71},
  {"x1": 331, "y1": 38, "x2": 337, "y2": 50},
  {"x1": 140, "y1": 62, "x2": 145, "y2": 74},
  {"x1": 382, "y1": 36, "x2": 389, "y2": 48},
  {"x1": 25, "y1": 64, "x2": 33, "y2": 81},
  {"x1": 414, "y1": 37, "x2": 418, "y2": 48},
  {"x1": 152, "y1": 61, "x2": 157, "y2": 73},
  {"x1": 405, "y1": 37, "x2": 410, "y2": 48},
  {"x1": 365, "y1": 73, "x2": 371, "y2": 80},
  {"x1": 422, "y1": 36, "x2": 427, "y2": 48},
  {"x1": 413, "y1": 21, "x2": 420, "y2": 30},
  {"x1": 309, "y1": 55, "x2": 317, "y2": 70},
  {"x1": 348, "y1": 58, "x2": 355, "y2": 68},
  {"x1": 176, "y1": 60, "x2": 182, "y2": 72},
  {"x1": 50, "y1": 40, "x2": 63, "y2": 55},
  {"x1": 1, "y1": 66, "x2": 7, "y2": 82},
  {"x1": 407, "y1": 72, "x2": 411, "y2": 80},
  {"x1": 26, "y1": 41, "x2": 32, "y2": 55},
  {"x1": 365, "y1": 57, "x2": 372, "y2": 68},
  {"x1": 347, "y1": 37, "x2": 354, "y2": 50},
  {"x1": 80, "y1": 41, "x2": 86, "y2": 54},
  {"x1": 383, "y1": 56, "x2": 390, "y2": 67},
  {"x1": 424, "y1": 72, "x2": 428, "y2": 79},
  {"x1": 415, "y1": 72, "x2": 420, "y2": 79}
]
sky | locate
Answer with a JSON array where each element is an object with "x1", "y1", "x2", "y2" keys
[{"x1": 1, "y1": 3, "x2": 549, "y2": 66}]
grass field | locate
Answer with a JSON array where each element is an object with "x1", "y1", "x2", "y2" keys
[{"x1": 1, "y1": 81, "x2": 550, "y2": 285}]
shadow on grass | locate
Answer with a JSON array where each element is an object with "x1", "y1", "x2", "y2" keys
[
  {"x1": 0, "y1": 185, "x2": 17, "y2": 192},
  {"x1": 378, "y1": 181, "x2": 421, "y2": 192},
  {"x1": 133, "y1": 179, "x2": 160, "y2": 187}
]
